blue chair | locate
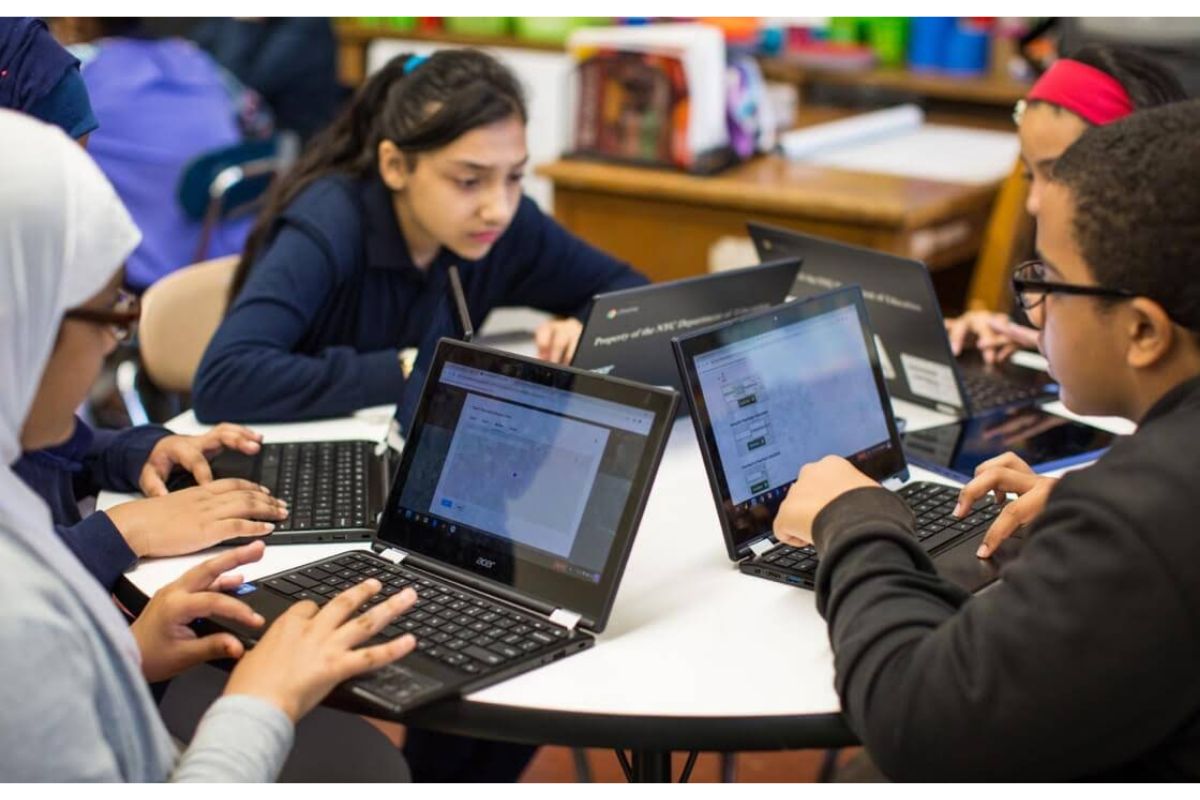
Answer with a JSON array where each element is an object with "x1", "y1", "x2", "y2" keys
[{"x1": 176, "y1": 131, "x2": 300, "y2": 262}]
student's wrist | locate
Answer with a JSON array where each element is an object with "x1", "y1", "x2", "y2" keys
[{"x1": 104, "y1": 502, "x2": 149, "y2": 557}]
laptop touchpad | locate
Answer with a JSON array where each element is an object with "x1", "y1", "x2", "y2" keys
[{"x1": 935, "y1": 532, "x2": 1024, "y2": 593}]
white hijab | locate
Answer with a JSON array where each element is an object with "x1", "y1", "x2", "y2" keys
[{"x1": 0, "y1": 109, "x2": 143, "y2": 661}]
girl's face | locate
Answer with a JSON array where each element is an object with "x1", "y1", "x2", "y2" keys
[
  {"x1": 1018, "y1": 103, "x2": 1089, "y2": 217},
  {"x1": 382, "y1": 114, "x2": 528, "y2": 266},
  {"x1": 20, "y1": 272, "x2": 124, "y2": 450}
]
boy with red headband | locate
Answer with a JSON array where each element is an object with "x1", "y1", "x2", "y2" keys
[
  {"x1": 774, "y1": 101, "x2": 1200, "y2": 780},
  {"x1": 947, "y1": 44, "x2": 1186, "y2": 363}
]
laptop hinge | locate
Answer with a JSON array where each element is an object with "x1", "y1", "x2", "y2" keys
[
  {"x1": 378, "y1": 547, "x2": 408, "y2": 565},
  {"x1": 749, "y1": 537, "x2": 774, "y2": 558},
  {"x1": 549, "y1": 608, "x2": 582, "y2": 631}
]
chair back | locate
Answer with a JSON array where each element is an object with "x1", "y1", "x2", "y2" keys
[
  {"x1": 965, "y1": 160, "x2": 1034, "y2": 311},
  {"x1": 138, "y1": 255, "x2": 238, "y2": 394}
]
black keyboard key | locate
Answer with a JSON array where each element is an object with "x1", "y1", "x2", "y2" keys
[
  {"x1": 464, "y1": 645, "x2": 505, "y2": 666},
  {"x1": 286, "y1": 573, "x2": 319, "y2": 590},
  {"x1": 490, "y1": 643, "x2": 522, "y2": 659},
  {"x1": 266, "y1": 577, "x2": 305, "y2": 596}
]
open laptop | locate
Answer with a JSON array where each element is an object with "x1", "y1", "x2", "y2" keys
[
  {"x1": 218, "y1": 338, "x2": 678, "y2": 716},
  {"x1": 167, "y1": 267, "x2": 480, "y2": 544},
  {"x1": 747, "y1": 222, "x2": 1057, "y2": 418},
  {"x1": 571, "y1": 258, "x2": 802, "y2": 401},
  {"x1": 672, "y1": 285, "x2": 1023, "y2": 595}
]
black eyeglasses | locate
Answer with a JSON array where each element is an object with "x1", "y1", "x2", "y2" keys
[
  {"x1": 1011, "y1": 260, "x2": 1137, "y2": 324},
  {"x1": 63, "y1": 289, "x2": 141, "y2": 343}
]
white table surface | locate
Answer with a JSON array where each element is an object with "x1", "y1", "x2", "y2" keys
[{"x1": 106, "y1": 350, "x2": 1128, "y2": 723}]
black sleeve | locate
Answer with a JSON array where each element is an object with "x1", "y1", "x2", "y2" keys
[{"x1": 812, "y1": 481, "x2": 1200, "y2": 780}]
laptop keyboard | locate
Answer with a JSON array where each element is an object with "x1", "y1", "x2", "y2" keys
[
  {"x1": 963, "y1": 372, "x2": 1046, "y2": 412},
  {"x1": 756, "y1": 482, "x2": 1001, "y2": 580},
  {"x1": 265, "y1": 442, "x2": 373, "y2": 532},
  {"x1": 262, "y1": 552, "x2": 570, "y2": 678}
]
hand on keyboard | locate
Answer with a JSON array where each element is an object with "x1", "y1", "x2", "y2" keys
[
  {"x1": 106, "y1": 478, "x2": 288, "y2": 557},
  {"x1": 132, "y1": 541, "x2": 271, "y2": 683},
  {"x1": 224, "y1": 575, "x2": 418, "y2": 723},
  {"x1": 954, "y1": 452, "x2": 1057, "y2": 558},
  {"x1": 774, "y1": 455, "x2": 878, "y2": 549},
  {"x1": 139, "y1": 423, "x2": 265, "y2": 497}
]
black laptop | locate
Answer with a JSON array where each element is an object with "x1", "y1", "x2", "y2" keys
[
  {"x1": 219, "y1": 338, "x2": 678, "y2": 716},
  {"x1": 571, "y1": 258, "x2": 802, "y2": 401},
  {"x1": 747, "y1": 222, "x2": 1057, "y2": 418},
  {"x1": 168, "y1": 267, "x2": 480, "y2": 544},
  {"x1": 672, "y1": 285, "x2": 1023, "y2": 594}
]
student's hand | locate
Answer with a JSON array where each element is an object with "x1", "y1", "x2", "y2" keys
[
  {"x1": 945, "y1": 310, "x2": 1018, "y2": 364},
  {"x1": 953, "y1": 452, "x2": 1057, "y2": 559},
  {"x1": 131, "y1": 542, "x2": 269, "y2": 683},
  {"x1": 535, "y1": 318, "x2": 584, "y2": 364},
  {"x1": 223, "y1": 579, "x2": 419, "y2": 723},
  {"x1": 774, "y1": 456, "x2": 878, "y2": 548},
  {"x1": 140, "y1": 424, "x2": 265, "y2": 497},
  {"x1": 106, "y1": 478, "x2": 288, "y2": 557}
]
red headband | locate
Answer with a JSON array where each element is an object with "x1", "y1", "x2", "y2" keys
[{"x1": 1025, "y1": 59, "x2": 1134, "y2": 126}]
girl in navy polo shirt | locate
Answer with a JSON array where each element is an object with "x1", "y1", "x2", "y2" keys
[{"x1": 194, "y1": 49, "x2": 647, "y2": 429}]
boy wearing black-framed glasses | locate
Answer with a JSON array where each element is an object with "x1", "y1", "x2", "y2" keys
[{"x1": 770, "y1": 101, "x2": 1200, "y2": 779}]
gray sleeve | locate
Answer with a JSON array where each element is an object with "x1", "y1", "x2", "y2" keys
[
  {"x1": 0, "y1": 615, "x2": 123, "y2": 781},
  {"x1": 171, "y1": 694, "x2": 294, "y2": 782}
]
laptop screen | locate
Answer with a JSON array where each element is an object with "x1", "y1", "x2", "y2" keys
[
  {"x1": 378, "y1": 340, "x2": 676, "y2": 629},
  {"x1": 571, "y1": 258, "x2": 802, "y2": 394},
  {"x1": 747, "y1": 221, "x2": 970, "y2": 415},
  {"x1": 674, "y1": 286, "x2": 907, "y2": 559}
]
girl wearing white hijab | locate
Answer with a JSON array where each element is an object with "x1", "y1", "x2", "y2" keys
[{"x1": 0, "y1": 110, "x2": 419, "y2": 781}]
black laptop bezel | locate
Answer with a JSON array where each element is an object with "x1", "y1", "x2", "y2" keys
[
  {"x1": 672, "y1": 286, "x2": 908, "y2": 562},
  {"x1": 375, "y1": 338, "x2": 678, "y2": 632},
  {"x1": 571, "y1": 257, "x2": 804, "y2": 386},
  {"x1": 746, "y1": 221, "x2": 979, "y2": 416}
]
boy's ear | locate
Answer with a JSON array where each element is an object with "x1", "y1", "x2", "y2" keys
[
  {"x1": 378, "y1": 141, "x2": 409, "y2": 191},
  {"x1": 1125, "y1": 298, "x2": 1177, "y2": 370}
]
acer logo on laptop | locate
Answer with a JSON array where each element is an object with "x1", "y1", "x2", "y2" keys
[{"x1": 475, "y1": 557, "x2": 496, "y2": 570}]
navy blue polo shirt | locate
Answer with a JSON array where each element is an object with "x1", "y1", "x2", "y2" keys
[
  {"x1": 193, "y1": 175, "x2": 647, "y2": 428},
  {"x1": 11, "y1": 418, "x2": 171, "y2": 590}
]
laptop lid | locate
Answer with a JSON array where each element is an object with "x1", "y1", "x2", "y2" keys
[
  {"x1": 673, "y1": 286, "x2": 907, "y2": 562},
  {"x1": 375, "y1": 339, "x2": 678, "y2": 632},
  {"x1": 571, "y1": 257, "x2": 803, "y2": 394},
  {"x1": 747, "y1": 222, "x2": 971, "y2": 416}
]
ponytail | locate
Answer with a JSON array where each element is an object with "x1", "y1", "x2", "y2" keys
[{"x1": 229, "y1": 49, "x2": 526, "y2": 302}]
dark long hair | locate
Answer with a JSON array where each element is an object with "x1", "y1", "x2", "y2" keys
[{"x1": 228, "y1": 48, "x2": 527, "y2": 302}]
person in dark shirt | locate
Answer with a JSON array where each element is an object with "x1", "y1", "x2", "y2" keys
[
  {"x1": 12, "y1": 414, "x2": 288, "y2": 591},
  {"x1": 0, "y1": 17, "x2": 97, "y2": 142},
  {"x1": 773, "y1": 101, "x2": 1200, "y2": 780},
  {"x1": 190, "y1": 18, "x2": 340, "y2": 143},
  {"x1": 193, "y1": 49, "x2": 647, "y2": 431}
]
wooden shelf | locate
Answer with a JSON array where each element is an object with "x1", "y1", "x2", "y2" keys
[
  {"x1": 335, "y1": 21, "x2": 567, "y2": 85},
  {"x1": 759, "y1": 57, "x2": 1031, "y2": 107}
]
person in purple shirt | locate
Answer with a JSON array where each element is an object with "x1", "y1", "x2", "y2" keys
[{"x1": 58, "y1": 18, "x2": 272, "y2": 292}]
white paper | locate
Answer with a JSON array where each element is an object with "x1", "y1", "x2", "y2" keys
[
  {"x1": 778, "y1": 104, "x2": 1020, "y2": 186},
  {"x1": 874, "y1": 334, "x2": 896, "y2": 381},
  {"x1": 900, "y1": 352, "x2": 962, "y2": 408},
  {"x1": 778, "y1": 104, "x2": 924, "y2": 159}
]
